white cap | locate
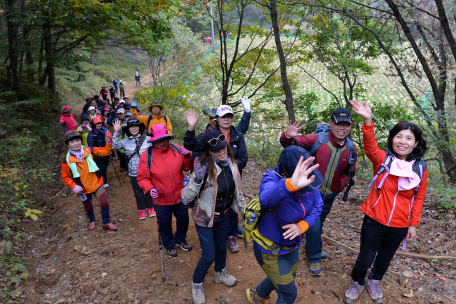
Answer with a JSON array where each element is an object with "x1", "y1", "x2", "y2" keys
[
  {"x1": 119, "y1": 80, "x2": 123, "y2": 82},
  {"x1": 88, "y1": 106, "x2": 96, "y2": 111},
  {"x1": 216, "y1": 105, "x2": 234, "y2": 117},
  {"x1": 116, "y1": 108, "x2": 125, "y2": 114},
  {"x1": 119, "y1": 100, "x2": 125, "y2": 104},
  {"x1": 125, "y1": 112, "x2": 133, "y2": 117}
]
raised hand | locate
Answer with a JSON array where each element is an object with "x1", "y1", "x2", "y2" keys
[
  {"x1": 185, "y1": 108, "x2": 198, "y2": 131},
  {"x1": 193, "y1": 157, "x2": 208, "y2": 184},
  {"x1": 241, "y1": 96, "x2": 251, "y2": 113},
  {"x1": 285, "y1": 120, "x2": 305, "y2": 138},
  {"x1": 290, "y1": 156, "x2": 320, "y2": 190},
  {"x1": 350, "y1": 100, "x2": 372, "y2": 125},
  {"x1": 113, "y1": 119, "x2": 122, "y2": 135}
]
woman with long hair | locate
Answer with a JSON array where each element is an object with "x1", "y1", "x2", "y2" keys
[{"x1": 343, "y1": 100, "x2": 428, "y2": 304}]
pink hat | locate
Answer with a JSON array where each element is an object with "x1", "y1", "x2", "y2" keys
[
  {"x1": 62, "y1": 106, "x2": 72, "y2": 113},
  {"x1": 148, "y1": 124, "x2": 174, "y2": 143}
]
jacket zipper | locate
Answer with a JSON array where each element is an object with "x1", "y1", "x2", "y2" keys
[
  {"x1": 371, "y1": 194, "x2": 381, "y2": 210},
  {"x1": 323, "y1": 147, "x2": 339, "y2": 196},
  {"x1": 386, "y1": 191, "x2": 400, "y2": 226}
]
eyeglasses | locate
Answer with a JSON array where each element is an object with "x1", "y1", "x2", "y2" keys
[{"x1": 205, "y1": 134, "x2": 226, "y2": 146}]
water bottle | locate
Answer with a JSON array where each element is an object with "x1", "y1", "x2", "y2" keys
[
  {"x1": 78, "y1": 191, "x2": 87, "y2": 201},
  {"x1": 181, "y1": 178, "x2": 192, "y2": 208},
  {"x1": 182, "y1": 178, "x2": 189, "y2": 188},
  {"x1": 247, "y1": 214, "x2": 256, "y2": 225}
]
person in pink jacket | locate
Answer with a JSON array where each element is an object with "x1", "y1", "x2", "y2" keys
[{"x1": 60, "y1": 106, "x2": 78, "y2": 134}]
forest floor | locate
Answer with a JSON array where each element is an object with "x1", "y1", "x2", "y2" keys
[{"x1": 18, "y1": 78, "x2": 456, "y2": 304}]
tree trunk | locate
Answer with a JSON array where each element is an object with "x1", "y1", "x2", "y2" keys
[
  {"x1": 6, "y1": 0, "x2": 19, "y2": 91},
  {"x1": 43, "y1": 20, "x2": 56, "y2": 93},
  {"x1": 269, "y1": 0, "x2": 295, "y2": 122}
]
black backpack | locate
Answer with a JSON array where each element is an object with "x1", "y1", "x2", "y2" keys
[{"x1": 147, "y1": 115, "x2": 168, "y2": 135}]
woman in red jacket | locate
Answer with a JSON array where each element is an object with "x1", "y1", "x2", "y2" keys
[
  {"x1": 137, "y1": 124, "x2": 193, "y2": 257},
  {"x1": 344, "y1": 100, "x2": 428, "y2": 304}
]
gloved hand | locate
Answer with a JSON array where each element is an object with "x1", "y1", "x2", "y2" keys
[
  {"x1": 73, "y1": 185, "x2": 83, "y2": 194},
  {"x1": 180, "y1": 147, "x2": 190, "y2": 156},
  {"x1": 150, "y1": 188, "x2": 159, "y2": 198},
  {"x1": 194, "y1": 157, "x2": 208, "y2": 184},
  {"x1": 241, "y1": 96, "x2": 251, "y2": 113}
]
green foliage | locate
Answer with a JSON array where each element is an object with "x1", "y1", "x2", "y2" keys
[
  {"x1": 134, "y1": 85, "x2": 193, "y2": 110},
  {"x1": 430, "y1": 184, "x2": 456, "y2": 210}
]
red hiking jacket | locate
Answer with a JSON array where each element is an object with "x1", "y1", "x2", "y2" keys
[{"x1": 136, "y1": 144, "x2": 193, "y2": 206}]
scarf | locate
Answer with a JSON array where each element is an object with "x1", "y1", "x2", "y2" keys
[
  {"x1": 60, "y1": 113, "x2": 78, "y2": 131},
  {"x1": 212, "y1": 155, "x2": 229, "y2": 167},
  {"x1": 66, "y1": 148, "x2": 99, "y2": 178},
  {"x1": 389, "y1": 157, "x2": 420, "y2": 191},
  {"x1": 70, "y1": 146, "x2": 85, "y2": 162}
]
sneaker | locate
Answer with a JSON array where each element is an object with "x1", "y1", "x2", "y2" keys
[
  {"x1": 167, "y1": 247, "x2": 178, "y2": 257},
  {"x1": 103, "y1": 184, "x2": 109, "y2": 189},
  {"x1": 344, "y1": 279, "x2": 365, "y2": 304},
  {"x1": 366, "y1": 276, "x2": 384, "y2": 303},
  {"x1": 237, "y1": 227, "x2": 244, "y2": 238},
  {"x1": 245, "y1": 288, "x2": 269, "y2": 304},
  {"x1": 103, "y1": 223, "x2": 118, "y2": 231},
  {"x1": 176, "y1": 240, "x2": 193, "y2": 251},
  {"x1": 192, "y1": 282, "x2": 205, "y2": 304},
  {"x1": 228, "y1": 236, "x2": 240, "y2": 253},
  {"x1": 309, "y1": 263, "x2": 321, "y2": 276},
  {"x1": 139, "y1": 210, "x2": 147, "y2": 220},
  {"x1": 321, "y1": 251, "x2": 330, "y2": 259},
  {"x1": 148, "y1": 208, "x2": 156, "y2": 217},
  {"x1": 214, "y1": 268, "x2": 237, "y2": 287},
  {"x1": 88, "y1": 221, "x2": 96, "y2": 230}
]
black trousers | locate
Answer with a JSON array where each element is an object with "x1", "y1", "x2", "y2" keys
[
  {"x1": 129, "y1": 176, "x2": 153, "y2": 210},
  {"x1": 94, "y1": 156, "x2": 109, "y2": 184},
  {"x1": 117, "y1": 150, "x2": 127, "y2": 170},
  {"x1": 351, "y1": 216, "x2": 408, "y2": 285}
]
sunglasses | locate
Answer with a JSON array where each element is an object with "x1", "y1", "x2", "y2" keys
[{"x1": 205, "y1": 134, "x2": 226, "y2": 146}]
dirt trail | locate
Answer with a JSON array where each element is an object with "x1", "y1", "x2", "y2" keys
[{"x1": 23, "y1": 77, "x2": 456, "y2": 304}]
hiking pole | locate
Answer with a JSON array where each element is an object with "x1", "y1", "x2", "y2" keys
[
  {"x1": 109, "y1": 158, "x2": 122, "y2": 187},
  {"x1": 154, "y1": 195, "x2": 165, "y2": 283}
]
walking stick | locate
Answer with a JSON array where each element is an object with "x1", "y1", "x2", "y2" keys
[
  {"x1": 110, "y1": 158, "x2": 122, "y2": 187},
  {"x1": 154, "y1": 196, "x2": 166, "y2": 283}
]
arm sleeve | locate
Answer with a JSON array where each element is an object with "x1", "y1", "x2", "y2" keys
[
  {"x1": 87, "y1": 132, "x2": 95, "y2": 151},
  {"x1": 137, "y1": 150, "x2": 155, "y2": 193},
  {"x1": 362, "y1": 123, "x2": 384, "y2": 168},
  {"x1": 302, "y1": 190, "x2": 323, "y2": 229},
  {"x1": 235, "y1": 134, "x2": 248, "y2": 171},
  {"x1": 93, "y1": 131, "x2": 112, "y2": 157},
  {"x1": 258, "y1": 173, "x2": 292, "y2": 209},
  {"x1": 107, "y1": 114, "x2": 117, "y2": 126},
  {"x1": 184, "y1": 130, "x2": 197, "y2": 151},
  {"x1": 166, "y1": 116, "x2": 173, "y2": 135},
  {"x1": 131, "y1": 108, "x2": 149, "y2": 125},
  {"x1": 410, "y1": 169, "x2": 428, "y2": 226},
  {"x1": 61, "y1": 162, "x2": 76, "y2": 189},
  {"x1": 112, "y1": 134, "x2": 124, "y2": 150},
  {"x1": 181, "y1": 173, "x2": 203, "y2": 202},
  {"x1": 182, "y1": 151, "x2": 193, "y2": 171},
  {"x1": 236, "y1": 112, "x2": 251, "y2": 135}
]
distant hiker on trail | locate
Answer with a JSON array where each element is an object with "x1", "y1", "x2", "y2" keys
[
  {"x1": 60, "y1": 106, "x2": 78, "y2": 134},
  {"x1": 245, "y1": 146, "x2": 323, "y2": 304},
  {"x1": 78, "y1": 114, "x2": 91, "y2": 147},
  {"x1": 131, "y1": 101, "x2": 172, "y2": 135},
  {"x1": 112, "y1": 118, "x2": 156, "y2": 220},
  {"x1": 137, "y1": 124, "x2": 193, "y2": 258},
  {"x1": 109, "y1": 85, "x2": 116, "y2": 102},
  {"x1": 112, "y1": 77, "x2": 118, "y2": 93},
  {"x1": 181, "y1": 130, "x2": 246, "y2": 304},
  {"x1": 99, "y1": 86, "x2": 108, "y2": 100},
  {"x1": 119, "y1": 80, "x2": 125, "y2": 98},
  {"x1": 61, "y1": 130, "x2": 118, "y2": 231},
  {"x1": 135, "y1": 71, "x2": 141, "y2": 86},
  {"x1": 87, "y1": 116, "x2": 113, "y2": 189},
  {"x1": 343, "y1": 100, "x2": 428, "y2": 304},
  {"x1": 185, "y1": 102, "x2": 249, "y2": 253},
  {"x1": 280, "y1": 107, "x2": 358, "y2": 276}
]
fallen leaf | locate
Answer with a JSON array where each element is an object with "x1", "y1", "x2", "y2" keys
[
  {"x1": 322, "y1": 294, "x2": 327, "y2": 299},
  {"x1": 296, "y1": 296, "x2": 302, "y2": 302},
  {"x1": 113, "y1": 250, "x2": 118, "y2": 255},
  {"x1": 333, "y1": 290, "x2": 340, "y2": 298},
  {"x1": 74, "y1": 245, "x2": 81, "y2": 251},
  {"x1": 403, "y1": 290, "x2": 415, "y2": 298},
  {"x1": 417, "y1": 249, "x2": 425, "y2": 254},
  {"x1": 298, "y1": 282, "x2": 305, "y2": 288},
  {"x1": 413, "y1": 273, "x2": 422, "y2": 280},
  {"x1": 439, "y1": 276, "x2": 446, "y2": 282},
  {"x1": 101, "y1": 273, "x2": 107, "y2": 278},
  {"x1": 310, "y1": 289, "x2": 315, "y2": 294},
  {"x1": 402, "y1": 271, "x2": 414, "y2": 278}
]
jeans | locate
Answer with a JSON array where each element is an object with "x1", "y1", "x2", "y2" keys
[
  {"x1": 193, "y1": 215, "x2": 230, "y2": 283},
  {"x1": 81, "y1": 186, "x2": 110, "y2": 224},
  {"x1": 94, "y1": 156, "x2": 109, "y2": 184},
  {"x1": 228, "y1": 209, "x2": 239, "y2": 237},
  {"x1": 351, "y1": 216, "x2": 408, "y2": 285},
  {"x1": 155, "y1": 203, "x2": 189, "y2": 250},
  {"x1": 129, "y1": 176, "x2": 153, "y2": 210},
  {"x1": 254, "y1": 245, "x2": 299, "y2": 304},
  {"x1": 305, "y1": 193, "x2": 336, "y2": 263}
]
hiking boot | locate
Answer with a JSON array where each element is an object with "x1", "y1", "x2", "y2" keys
[
  {"x1": 88, "y1": 221, "x2": 96, "y2": 230},
  {"x1": 366, "y1": 276, "x2": 384, "y2": 303},
  {"x1": 214, "y1": 268, "x2": 237, "y2": 287},
  {"x1": 103, "y1": 223, "x2": 118, "y2": 231},
  {"x1": 309, "y1": 263, "x2": 322, "y2": 276},
  {"x1": 344, "y1": 279, "x2": 365, "y2": 304},
  {"x1": 148, "y1": 208, "x2": 156, "y2": 217},
  {"x1": 120, "y1": 167, "x2": 126, "y2": 172},
  {"x1": 192, "y1": 282, "x2": 205, "y2": 304},
  {"x1": 228, "y1": 236, "x2": 240, "y2": 253},
  {"x1": 167, "y1": 247, "x2": 178, "y2": 257},
  {"x1": 176, "y1": 240, "x2": 193, "y2": 251},
  {"x1": 139, "y1": 210, "x2": 147, "y2": 220},
  {"x1": 237, "y1": 227, "x2": 244, "y2": 238},
  {"x1": 321, "y1": 251, "x2": 330, "y2": 259},
  {"x1": 245, "y1": 288, "x2": 269, "y2": 304},
  {"x1": 103, "y1": 184, "x2": 109, "y2": 189}
]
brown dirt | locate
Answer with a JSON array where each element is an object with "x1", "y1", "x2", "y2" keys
[{"x1": 19, "y1": 79, "x2": 456, "y2": 304}]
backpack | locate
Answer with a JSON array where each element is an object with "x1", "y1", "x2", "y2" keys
[
  {"x1": 242, "y1": 198, "x2": 299, "y2": 255},
  {"x1": 147, "y1": 114, "x2": 168, "y2": 135},
  {"x1": 146, "y1": 143, "x2": 181, "y2": 169}
]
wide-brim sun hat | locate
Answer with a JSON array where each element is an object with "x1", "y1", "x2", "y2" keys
[
  {"x1": 147, "y1": 101, "x2": 164, "y2": 112},
  {"x1": 279, "y1": 145, "x2": 324, "y2": 192},
  {"x1": 62, "y1": 106, "x2": 72, "y2": 113},
  {"x1": 148, "y1": 124, "x2": 174, "y2": 143},
  {"x1": 122, "y1": 118, "x2": 145, "y2": 137},
  {"x1": 201, "y1": 130, "x2": 229, "y2": 153},
  {"x1": 202, "y1": 107, "x2": 218, "y2": 118},
  {"x1": 64, "y1": 130, "x2": 82, "y2": 145},
  {"x1": 216, "y1": 105, "x2": 234, "y2": 117}
]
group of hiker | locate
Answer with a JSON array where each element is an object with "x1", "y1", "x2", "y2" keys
[{"x1": 60, "y1": 91, "x2": 428, "y2": 304}]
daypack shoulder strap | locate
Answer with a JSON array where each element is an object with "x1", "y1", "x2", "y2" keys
[
  {"x1": 147, "y1": 115, "x2": 153, "y2": 128},
  {"x1": 309, "y1": 132, "x2": 328, "y2": 155},
  {"x1": 163, "y1": 115, "x2": 168, "y2": 125},
  {"x1": 128, "y1": 134, "x2": 147, "y2": 163},
  {"x1": 147, "y1": 146, "x2": 153, "y2": 170},
  {"x1": 169, "y1": 143, "x2": 181, "y2": 156}
]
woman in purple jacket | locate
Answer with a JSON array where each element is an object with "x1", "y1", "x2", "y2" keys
[{"x1": 246, "y1": 146, "x2": 324, "y2": 304}]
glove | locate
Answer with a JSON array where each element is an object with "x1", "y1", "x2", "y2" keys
[
  {"x1": 150, "y1": 188, "x2": 159, "y2": 198},
  {"x1": 241, "y1": 96, "x2": 251, "y2": 113},
  {"x1": 194, "y1": 158, "x2": 208, "y2": 184},
  {"x1": 180, "y1": 147, "x2": 190, "y2": 156},
  {"x1": 73, "y1": 185, "x2": 83, "y2": 194}
]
